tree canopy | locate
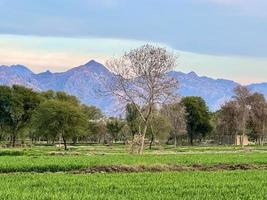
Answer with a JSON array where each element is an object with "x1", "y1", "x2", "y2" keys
[
  {"x1": 32, "y1": 99, "x2": 87, "y2": 150},
  {"x1": 181, "y1": 96, "x2": 212, "y2": 145}
]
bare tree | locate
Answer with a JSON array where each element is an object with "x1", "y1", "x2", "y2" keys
[
  {"x1": 105, "y1": 44, "x2": 179, "y2": 154},
  {"x1": 233, "y1": 86, "x2": 252, "y2": 147},
  {"x1": 248, "y1": 93, "x2": 267, "y2": 145},
  {"x1": 161, "y1": 102, "x2": 187, "y2": 147},
  {"x1": 216, "y1": 100, "x2": 240, "y2": 144}
]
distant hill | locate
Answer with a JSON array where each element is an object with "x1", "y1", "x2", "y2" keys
[
  {"x1": 0, "y1": 60, "x2": 266, "y2": 114},
  {"x1": 168, "y1": 71, "x2": 239, "y2": 111}
]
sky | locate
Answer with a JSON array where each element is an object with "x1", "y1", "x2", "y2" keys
[{"x1": 0, "y1": 0, "x2": 267, "y2": 84}]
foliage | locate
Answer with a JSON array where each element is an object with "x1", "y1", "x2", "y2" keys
[
  {"x1": 181, "y1": 96, "x2": 212, "y2": 145},
  {"x1": 106, "y1": 118, "x2": 125, "y2": 144},
  {"x1": 0, "y1": 85, "x2": 41, "y2": 147},
  {"x1": 32, "y1": 100, "x2": 87, "y2": 150},
  {"x1": 147, "y1": 111, "x2": 172, "y2": 142},
  {"x1": 216, "y1": 86, "x2": 267, "y2": 145},
  {"x1": 81, "y1": 104, "x2": 103, "y2": 120},
  {"x1": 161, "y1": 102, "x2": 187, "y2": 146},
  {"x1": 216, "y1": 101, "x2": 240, "y2": 137},
  {"x1": 125, "y1": 103, "x2": 141, "y2": 136}
]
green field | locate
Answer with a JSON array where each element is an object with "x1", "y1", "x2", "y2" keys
[
  {"x1": 0, "y1": 152, "x2": 267, "y2": 173},
  {"x1": 0, "y1": 145, "x2": 267, "y2": 199},
  {"x1": 1, "y1": 171, "x2": 267, "y2": 200}
]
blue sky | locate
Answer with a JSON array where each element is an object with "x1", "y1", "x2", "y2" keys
[{"x1": 0, "y1": 0, "x2": 267, "y2": 84}]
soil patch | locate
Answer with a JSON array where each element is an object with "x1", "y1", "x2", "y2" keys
[{"x1": 72, "y1": 163, "x2": 267, "y2": 174}]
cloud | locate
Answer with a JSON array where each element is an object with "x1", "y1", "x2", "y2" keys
[
  {"x1": 177, "y1": 50, "x2": 267, "y2": 84},
  {"x1": 0, "y1": 34, "x2": 146, "y2": 72},
  {"x1": 0, "y1": 34, "x2": 267, "y2": 84}
]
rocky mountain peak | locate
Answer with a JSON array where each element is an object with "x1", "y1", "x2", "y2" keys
[{"x1": 0, "y1": 61, "x2": 266, "y2": 114}]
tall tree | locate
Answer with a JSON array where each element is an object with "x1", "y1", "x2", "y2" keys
[
  {"x1": 147, "y1": 110, "x2": 172, "y2": 149},
  {"x1": 233, "y1": 86, "x2": 252, "y2": 147},
  {"x1": 0, "y1": 86, "x2": 13, "y2": 142},
  {"x1": 247, "y1": 93, "x2": 267, "y2": 145},
  {"x1": 161, "y1": 102, "x2": 187, "y2": 147},
  {"x1": 181, "y1": 96, "x2": 212, "y2": 145},
  {"x1": 216, "y1": 101, "x2": 240, "y2": 144},
  {"x1": 106, "y1": 118, "x2": 125, "y2": 144},
  {"x1": 32, "y1": 100, "x2": 87, "y2": 150},
  {"x1": 105, "y1": 44, "x2": 179, "y2": 154},
  {"x1": 0, "y1": 85, "x2": 41, "y2": 147}
]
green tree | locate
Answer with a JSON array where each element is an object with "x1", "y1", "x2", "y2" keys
[
  {"x1": 95, "y1": 120, "x2": 107, "y2": 143},
  {"x1": 81, "y1": 104, "x2": 103, "y2": 120},
  {"x1": 125, "y1": 103, "x2": 141, "y2": 136},
  {"x1": 77, "y1": 104, "x2": 103, "y2": 143},
  {"x1": 56, "y1": 91, "x2": 80, "y2": 106},
  {"x1": 40, "y1": 90, "x2": 80, "y2": 105},
  {"x1": 32, "y1": 100, "x2": 87, "y2": 150},
  {"x1": 106, "y1": 118, "x2": 125, "y2": 144},
  {"x1": 147, "y1": 111, "x2": 172, "y2": 149},
  {"x1": 181, "y1": 96, "x2": 212, "y2": 145},
  {"x1": 0, "y1": 86, "x2": 13, "y2": 141},
  {"x1": 0, "y1": 85, "x2": 41, "y2": 147}
]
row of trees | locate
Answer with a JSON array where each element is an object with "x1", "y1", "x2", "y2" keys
[
  {"x1": 215, "y1": 86, "x2": 267, "y2": 147},
  {"x1": 0, "y1": 86, "x2": 103, "y2": 150},
  {"x1": 0, "y1": 85, "x2": 266, "y2": 151},
  {"x1": 124, "y1": 96, "x2": 212, "y2": 150},
  {"x1": 0, "y1": 84, "x2": 213, "y2": 151},
  {"x1": 0, "y1": 45, "x2": 266, "y2": 153}
]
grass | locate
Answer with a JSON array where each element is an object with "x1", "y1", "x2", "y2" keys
[
  {"x1": 0, "y1": 152, "x2": 267, "y2": 173},
  {"x1": 1, "y1": 145, "x2": 267, "y2": 199},
  {"x1": 0, "y1": 170, "x2": 267, "y2": 200},
  {"x1": 3, "y1": 144, "x2": 267, "y2": 156}
]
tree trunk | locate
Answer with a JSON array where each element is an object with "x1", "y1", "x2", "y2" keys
[
  {"x1": 241, "y1": 126, "x2": 245, "y2": 148},
  {"x1": 149, "y1": 133, "x2": 154, "y2": 150},
  {"x1": 262, "y1": 124, "x2": 265, "y2": 146},
  {"x1": 174, "y1": 134, "x2": 177, "y2": 148},
  {"x1": 62, "y1": 137, "x2": 67, "y2": 150},
  {"x1": 241, "y1": 108, "x2": 248, "y2": 148},
  {"x1": 178, "y1": 135, "x2": 183, "y2": 146},
  {"x1": 259, "y1": 136, "x2": 263, "y2": 146},
  {"x1": 139, "y1": 124, "x2": 148, "y2": 154},
  {"x1": 11, "y1": 132, "x2": 16, "y2": 148},
  {"x1": 149, "y1": 125, "x2": 155, "y2": 150},
  {"x1": 189, "y1": 133, "x2": 194, "y2": 146},
  {"x1": 72, "y1": 136, "x2": 77, "y2": 145}
]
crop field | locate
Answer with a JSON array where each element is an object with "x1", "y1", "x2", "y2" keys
[
  {"x1": 0, "y1": 145, "x2": 267, "y2": 199},
  {"x1": 1, "y1": 171, "x2": 267, "y2": 200}
]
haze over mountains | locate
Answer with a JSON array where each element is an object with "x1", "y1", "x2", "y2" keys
[{"x1": 0, "y1": 60, "x2": 266, "y2": 114}]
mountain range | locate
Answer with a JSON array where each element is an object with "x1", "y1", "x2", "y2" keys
[{"x1": 0, "y1": 60, "x2": 266, "y2": 114}]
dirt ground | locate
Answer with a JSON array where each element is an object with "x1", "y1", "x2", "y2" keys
[{"x1": 72, "y1": 163, "x2": 267, "y2": 174}]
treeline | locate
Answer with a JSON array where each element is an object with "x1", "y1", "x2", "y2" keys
[
  {"x1": 108, "y1": 86, "x2": 267, "y2": 149},
  {"x1": 0, "y1": 84, "x2": 205, "y2": 150},
  {"x1": 1, "y1": 84, "x2": 265, "y2": 150},
  {"x1": 215, "y1": 86, "x2": 267, "y2": 146},
  {"x1": 1, "y1": 45, "x2": 267, "y2": 152},
  {"x1": 0, "y1": 85, "x2": 103, "y2": 150}
]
